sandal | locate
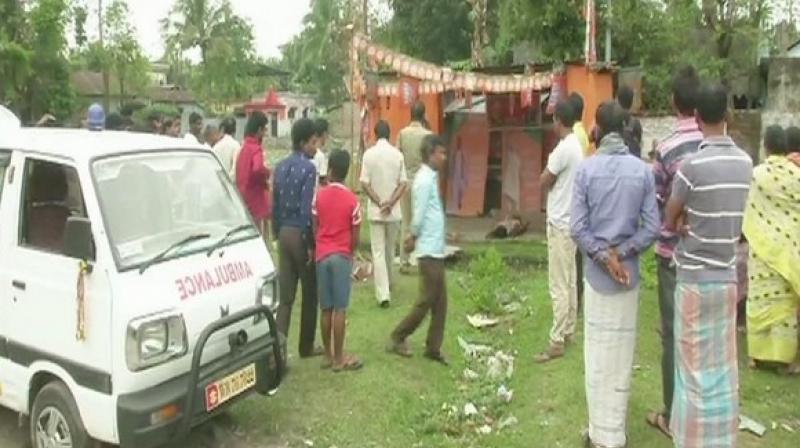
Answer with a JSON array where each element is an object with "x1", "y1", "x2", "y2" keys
[
  {"x1": 332, "y1": 355, "x2": 363, "y2": 372},
  {"x1": 646, "y1": 411, "x2": 672, "y2": 439},
  {"x1": 534, "y1": 344, "x2": 565, "y2": 363}
]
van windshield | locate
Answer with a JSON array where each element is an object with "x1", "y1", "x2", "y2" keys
[{"x1": 93, "y1": 151, "x2": 257, "y2": 271}]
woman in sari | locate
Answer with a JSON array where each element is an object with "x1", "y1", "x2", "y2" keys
[{"x1": 743, "y1": 125, "x2": 800, "y2": 375}]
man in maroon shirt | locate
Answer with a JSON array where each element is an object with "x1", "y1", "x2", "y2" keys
[{"x1": 236, "y1": 112, "x2": 271, "y2": 237}]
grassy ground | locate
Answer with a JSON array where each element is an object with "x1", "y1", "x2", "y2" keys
[{"x1": 231, "y1": 239, "x2": 800, "y2": 448}]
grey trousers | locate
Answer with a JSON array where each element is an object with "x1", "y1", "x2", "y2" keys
[{"x1": 656, "y1": 255, "x2": 677, "y2": 421}]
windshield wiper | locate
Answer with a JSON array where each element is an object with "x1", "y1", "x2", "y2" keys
[
  {"x1": 138, "y1": 233, "x2": 211, "y2": 274},
  {"x1": 206, "y1": 224, "x2": 258, "y2": 257}
]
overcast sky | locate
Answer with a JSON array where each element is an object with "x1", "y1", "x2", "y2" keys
[{"x1": 88, "y1": 0, "x2": 312, "y2": 60}]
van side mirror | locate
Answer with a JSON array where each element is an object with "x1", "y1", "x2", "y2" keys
[{"x1": 63, "y1": 216, "x2": 95, "y2": 261}]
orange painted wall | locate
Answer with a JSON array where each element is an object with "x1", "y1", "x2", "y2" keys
[
  {"x1": 366, "y1": 93, "x2": 442, "y2": 147},
  {"x1": 501, "y1": 129, "x2": 544, "y2": 213},
  {"x1": 446, "y1": 114, "x2": 489, "y2": 216},
  {"x1": 565, "y1": 65, "x2": 614, "y2": 132}
]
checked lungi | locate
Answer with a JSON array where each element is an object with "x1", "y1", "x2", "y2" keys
[{"x1": 671, "y1": 282, "x2": 739, "y2": 448}]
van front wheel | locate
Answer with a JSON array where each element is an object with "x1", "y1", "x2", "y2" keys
[{"x1": 29, "y1": 381, "x2": 91, "y2": 448}]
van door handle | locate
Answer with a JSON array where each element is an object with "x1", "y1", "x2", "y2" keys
[{"x1": 11, "y1": 280, "x2": 26, "y2": 290}]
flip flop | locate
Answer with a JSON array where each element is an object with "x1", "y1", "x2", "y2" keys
[
  {"x1": 646, "y1": 411, "x2": 672, "y2": 440},
  {"x1": 332, "y1": 356, "x2": 363, "y2": 373}
]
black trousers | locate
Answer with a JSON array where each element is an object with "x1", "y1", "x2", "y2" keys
[{"x1": 276, "y1": 227, "x2": 318, "y2": 357}]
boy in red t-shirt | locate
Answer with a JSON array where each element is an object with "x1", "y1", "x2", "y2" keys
[{"x1": 312, "y1": 150, "x2": 363, "y2": 371}]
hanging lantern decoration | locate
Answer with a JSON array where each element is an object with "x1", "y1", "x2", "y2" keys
[
  {"x1": 546, "y1": 73, "x2": 567, "y2": 114},
  {"x1": 398, "y1": 77, "x2": 419, "y2": 106}
]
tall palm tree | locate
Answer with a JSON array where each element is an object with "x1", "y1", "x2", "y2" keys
[
  {"x1": 161, "y1": 0, "x2": 229, "y2": 64},
  {"x1": 467, "y1": 0, "x2": 489, "y2": 67}
]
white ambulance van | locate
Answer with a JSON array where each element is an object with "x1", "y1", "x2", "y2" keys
[{"x1": 0, "y1": 122, "x2": 285, "y2": 448}]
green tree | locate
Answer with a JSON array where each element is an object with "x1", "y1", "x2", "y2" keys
[
  {"x1": 190, "y1": 7, "x2": 258, "y2": 109},
  {"x1": 24, "y1": 0, "x2": 75, "y2": 121},
  {"x1": 494, "y1": 0, "x2": 585, "y2": 64},
  {"x1": 162, "y1": 0, "x2": 230, "y2": 65},
  {"x1": 0, "y1": 0, "x2": 32, "y2": 109},
  {"x1": 162, "y1": 0, "x2": 259, "y2": 108},
  {"x1": 104, "y1": 0, "x2": 149, "y2": 98},
  {"x1": 376, "y1": 0, "x2": 473, "y2": 65},
  {"x1": 282, "y1": 0, "x2": 353, "y2": 106}
]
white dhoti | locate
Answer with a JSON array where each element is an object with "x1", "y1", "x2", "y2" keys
[{"x1": 584, "y1": 281, "x2": 639, "y2": 448}]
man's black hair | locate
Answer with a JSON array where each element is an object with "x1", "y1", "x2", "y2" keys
[
  {"x1": 595, "y1": 101, "x2": 626, "y2": 139},
  {"x1": 106, "y1": 112, "x2": 124, "y2": 131},
  {"x1": 189, "y1": 112, "x2": 203, "y2": 125},
  {"x1": 764, "y1": 125, "x2": 788, "y2": 155},
  {"x1": 554, "y1": 100, "x2": 576, "y2": 128},
  {"x1": 420, "y1": 134, "x2": 445, "y2": 163},
  {"x1": 244, "y1": 112, "x2": 268, "y2": 137},
  {"x1": 314, "y1": 118, "x2": 329, "y2": 137},
  {"x1": 375, "y1": 120, "x2": 391, "y2": 140},
  {"x1": 617, "y1": 85, "x2": 635, "y2": 110},
  {"x1": 695, "y1": 83, "x2": 728, "y2": 125},
  {"x1": 147, "y1": 110, "x2": 162, "y2": 124},
  {"x1": 786, "y1": 126, "x2": 800, "y2": 152},
  {"x1": 292, "y1": 118, "x2": 316, "y2": 150},
  {"x1": 672, "y1": 65, "x2": 701, "y2": 116},
  {"x1": 411, "y1": 102, "x2": 426, "y2": 122},
  {"x1": 327, "y1": 149, "x2": 351, "y2": 181},
  {"x1": 220, "y1": 116, "x2": 236, "y2": 136},
  {"x1": 568, "y1": 92, "x2": 584, "y2": 119}
]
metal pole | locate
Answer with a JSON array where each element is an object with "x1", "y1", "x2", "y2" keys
[
  {"x1": 99, "y1": 0, "x2": 111, "y2": 111},
  {"x1": 605, "y1": 1, "x2": 612, "y2": 63}
]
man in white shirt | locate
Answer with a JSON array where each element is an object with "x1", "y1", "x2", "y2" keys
[
  {"x1": 312, "y1": 118, "x2": 330, "y2": 185},
  {"x1": 360, "y1": 120, "x2": 408, "y2": 308},
  {"x1": 213, "y1": 117, "x2": 240, "y2": 177},
  {"x1": 535, "y1": 100, "x2": 583, "y2": 363}
]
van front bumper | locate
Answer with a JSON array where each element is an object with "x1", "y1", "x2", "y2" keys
[{"x1": 116, "y1": 305, "x2": 286, "y2": 448}]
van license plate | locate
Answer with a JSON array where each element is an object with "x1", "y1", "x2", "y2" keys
[{"x1": 205, "y1": 364, "x2": 257, "y2": 412}]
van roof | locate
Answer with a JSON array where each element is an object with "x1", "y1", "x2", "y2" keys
[{"x1": 0, "y1": 128, "x2": 208, "y2": 162}]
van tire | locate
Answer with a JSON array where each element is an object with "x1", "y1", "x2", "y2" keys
[{"x1": 29, "y1": 381, "x2": 92, "y2": 448}]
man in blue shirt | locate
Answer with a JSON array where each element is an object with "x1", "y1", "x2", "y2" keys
[
  {"x1": 570, "y1": 102, "x2": 659, "y2": 448},
  {"x1": 273, "y1": 118, "x2": 322, "y2": 358},
  {"x1": 387, "y1": 135, "x2": 449, "y2": 366}
]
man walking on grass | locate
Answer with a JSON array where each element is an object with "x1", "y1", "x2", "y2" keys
[
  {"x1": 387, "y1": 135, "x2": 449, "y2": 366},
  {"x1": 571, "y1": 101, "x2": 659, "y2": 448},
  {"x1": 361, "y1": 120, "x2": 408, "y2": 308},
  {"x1": 665, "y1": 83, "x2": 752, "y2": 448},
  {"x1": 397, "y1": 102, "x2": 432, "y2": 270},
  {"x1": 273, "y1": 118, "x2": 323, "y2": 358},
  {"x1": 535, "y1": 100, "x2": 582, "y2": 363},
  {"x1": 646, "y1": 65, "x2": 703, "y2": 440},
  {"x1": 314, "y1": 150, "x2": 363, "y2": 372}
]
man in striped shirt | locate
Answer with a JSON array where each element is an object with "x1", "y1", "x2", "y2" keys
[
  {"x1": 647, "y1": 66, "x2": 703, "y2": 438},
  {"x1": 666, "y1": 83, "x2": 753, "y2": 448}
]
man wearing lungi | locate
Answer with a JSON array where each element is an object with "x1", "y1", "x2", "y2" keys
[
  {"x1": 571, "y1": 101, "x2": 660, "y2": 448},
  {"x1": 666, "y1": 83, "x2": 753, "y2": 448}
]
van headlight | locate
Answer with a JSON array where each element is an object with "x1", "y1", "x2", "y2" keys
[
  {"x1": 126, "y1": 313, "x2": 187, "y2": 372},
  {"x1": 257, "y1": 273, "x2": 278, "y2": 313}
]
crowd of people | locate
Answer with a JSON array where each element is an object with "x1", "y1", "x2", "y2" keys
[
  {"x1": 538, "y1": 65, "x2": 800, "y2": 448},
  {"x1": 47, "y1": 63, "x2": 798, "y2": 446}
]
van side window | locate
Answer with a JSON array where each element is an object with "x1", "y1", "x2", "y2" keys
[{"x1": 20, "y1": 159, "x2": 89, "y2": 256}]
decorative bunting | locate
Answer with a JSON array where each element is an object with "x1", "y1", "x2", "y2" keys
[{"x1": 351, "y1": 32, "x2": 557, "y2": 99}]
